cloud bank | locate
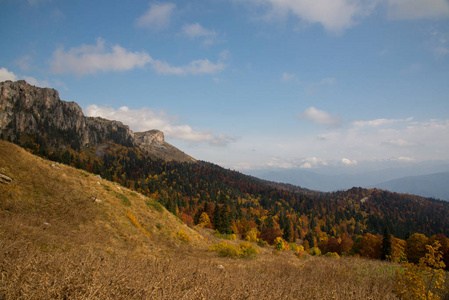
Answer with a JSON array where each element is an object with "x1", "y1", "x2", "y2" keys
[
  {"x1": 49, "y1": 38, "x2": 226, "y2": 76},
  {"x1": 243, "y1": 0, "x2": 449, "y2": 33},
  {"x1": 85, "y1": 105, "x2": 235, "y2": 146}
]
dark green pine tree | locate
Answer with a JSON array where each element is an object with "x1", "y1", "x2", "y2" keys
[
  {"x1": 283, "y1": 217, "x2": 293, "y2": 242},
  {"x1": 221, "y1": 205, "x2": 233, "y2": 234},
  {"x1": 381, "y1": 225, "x2": 392, "y2": 261},
  {"x1": 213, "y1": 205, "x2": 222, "y2": 232}
]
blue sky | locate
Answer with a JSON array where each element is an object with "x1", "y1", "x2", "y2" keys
[{"x1": 1, "y1": 0, "x2": 449, "y2": 173}]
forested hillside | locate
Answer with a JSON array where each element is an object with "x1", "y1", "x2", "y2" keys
[{"x1": 16, "y1": 138, "x2": 449, "y2": 257}]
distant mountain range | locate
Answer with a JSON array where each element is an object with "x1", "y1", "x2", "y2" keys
[
  {"x1": 374, "y1": 172, "x2": 449, "y2": 201},
  {"x1": 250, "y1": 168, "x2": 449, "y2": 201}
]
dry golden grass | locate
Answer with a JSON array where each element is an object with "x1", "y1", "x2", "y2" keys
[{"x1": 1, "y1": 140, "x2": 437, "y2": 299}]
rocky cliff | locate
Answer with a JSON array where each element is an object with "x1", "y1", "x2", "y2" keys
[{"x1": 0, "y1": 80, "x2": 196, "y2": 163}]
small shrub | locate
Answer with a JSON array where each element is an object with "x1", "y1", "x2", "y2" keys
[
  {"x1": 244, "y1": 228, "x2": 259, "y2": 243},
  {"x1": 209, "y1": 242, "x2": 259, "y2": 259},
  {"x1": 239, "y1": 242, "x2": 259, "y2": 258},
  {"x1": 177, "y1": 230, "x2": 191, "y2": 243},
  {"x1": 289, "y1": 243, "x2": 299, "y2": 252},
  {"x1": 324, "y1": 252, "x2": 340, "y2": 258},
  {"x1": 257, "y1": 240, "x2": 269, "y2": 247},
  {"x1": 309, "y1": 247, "x2": 322, "y2": 256},
  {"x1": 209, "y1": 242, "x2": 240, "y2": 258},
  {"x1": 274, "y1": 237, "x2": 285, "y2": 251},
  {"x1": 295, "y1": 251, "x2": 308, "y2": 259},
  {"x1": 213, "y1": 232, "x2": 237, "y2": 241}
]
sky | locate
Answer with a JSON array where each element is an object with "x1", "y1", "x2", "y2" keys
[{"x1": 1, "y1": 0, "x2": 449, "y2": 174}]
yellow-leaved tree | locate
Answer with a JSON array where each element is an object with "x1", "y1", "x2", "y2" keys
[{"x1": 395, "y1": 241, "x2": 446, "y2": 300}]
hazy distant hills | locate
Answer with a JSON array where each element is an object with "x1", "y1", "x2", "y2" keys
[
  {"x1": 250, "y1": 168, "x2": 449, "y2": 201},
  {"x1": 373, "y1": 172, "x2": 449, "y2": 201}
]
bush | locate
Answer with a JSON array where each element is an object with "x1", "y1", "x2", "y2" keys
[
  {"x1": 213, "y1": 232, "x2": 237, "y2": 241},
  {"x1": 309, "y1": 247, "x2": 322, "y2": 256},
  {"x1": 289, "y1": 243, "x2": 299, "y2": 252},
  {"x1": 324, "y1": 252, "x2": 340, "y2": 258},
  {"x1": 209, "y1": 242, "x2": 241, "y2": 258},
  {"x1": 244, "y1": 228, "x2": 259, "y2": 243},
  {"x1": 177, "y1": 230, "x2": 191, "y2": 243},
  {"x1": 274, "y1": 237, "x2": 285, "y2": 251},
  {"x1": 295, "y1": 251, "x2": 308, "y2": 259},
  {"x1": 209, "y1": 242, "x2": 259, "y2": 259},
  {"x1": 239, "y1": 242, "x2": 259, "y2": 258},
  {"x1": 257, "y1": 240, "x2": 269, "y2": 247}
]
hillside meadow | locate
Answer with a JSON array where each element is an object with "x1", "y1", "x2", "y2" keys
[{"x1": 0, "y1": 141, "x2": 447, "y2": 299}]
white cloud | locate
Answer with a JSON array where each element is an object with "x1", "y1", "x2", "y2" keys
[
  {"x1": 0, "y1": 68, "x2": 17, "y2": 81},
  {"x1": 50, "y1": 38, "x2": 226, "y2": 76},
  {"x1": 341, "y1": 158, "x2": 357, "y2": 165},
  {"x1": 50, "y1": 38, "x2": 152, "y2": 75},
  {"x1": 0, "y1": 67, "x2": 49, "y2": 87},
  {"x1": 244, "y1": 0, "x2": 379, "y2": 33},
  {"x1": 151, "y1": 58, "x2": 226, "y2": 75},
  {"x1": 182, "y1": 23, "x2": 216, "y2": 38},
  {"x1": 386, "y1": 0, "x2": 449, "y2": 20},
  {"x1": 352, "y1": 117, "x2": 413, "y2": 127},
  {"x1": 243, "y1": 0, "x2": 449, "y2": 33},
  {"x1": 181, "y1": 23, "x2": 219, "y2": 46},
  {"x1": 299, "y1": 157, "x2": 328, "y2": 169},
  {"x1": 85, "y1": 105, "x2": 235, "y2": 146},
  {"x1": 298, "y1": 107, "x2": 342, "y2": 128},
  {"x1": 135, "y1": 2, "x2": 176, "y2": 30}
]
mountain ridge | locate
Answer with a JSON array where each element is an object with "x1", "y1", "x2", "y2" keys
[{"x1": 0, "y1": 80, "x2": 195, "y2": 163}]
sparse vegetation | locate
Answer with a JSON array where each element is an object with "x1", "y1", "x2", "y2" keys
[
  {"x1": 145, "y1": 198, "x2": 164, "y2": 212},
  {"x1": 116, "y1": 192, "x2": 131, "y2": 206},
  {"x1": 213, "y1": 232, "x2": 237, "y2": 240}
]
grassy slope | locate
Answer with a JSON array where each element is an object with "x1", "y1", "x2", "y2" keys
[{"x1": 1, "y1": 141, "x2": 401, "y2": 299}]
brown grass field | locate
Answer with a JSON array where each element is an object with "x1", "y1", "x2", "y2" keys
[{"x1": 0, "y1": 140, "x2": 447, "y2": 299}]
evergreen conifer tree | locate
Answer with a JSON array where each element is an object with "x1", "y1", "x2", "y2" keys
[{"x1": 381, "y1": 225, "x2": 392, "y2": 261}]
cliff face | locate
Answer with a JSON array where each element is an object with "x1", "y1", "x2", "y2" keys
[{"x1": 0, "y1": 80, "x2": 195, "y2": 163}]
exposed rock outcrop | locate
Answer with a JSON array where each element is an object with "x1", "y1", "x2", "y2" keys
[{"x1": 0, "y1": 80, "x2": 195, "y2": 163}]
